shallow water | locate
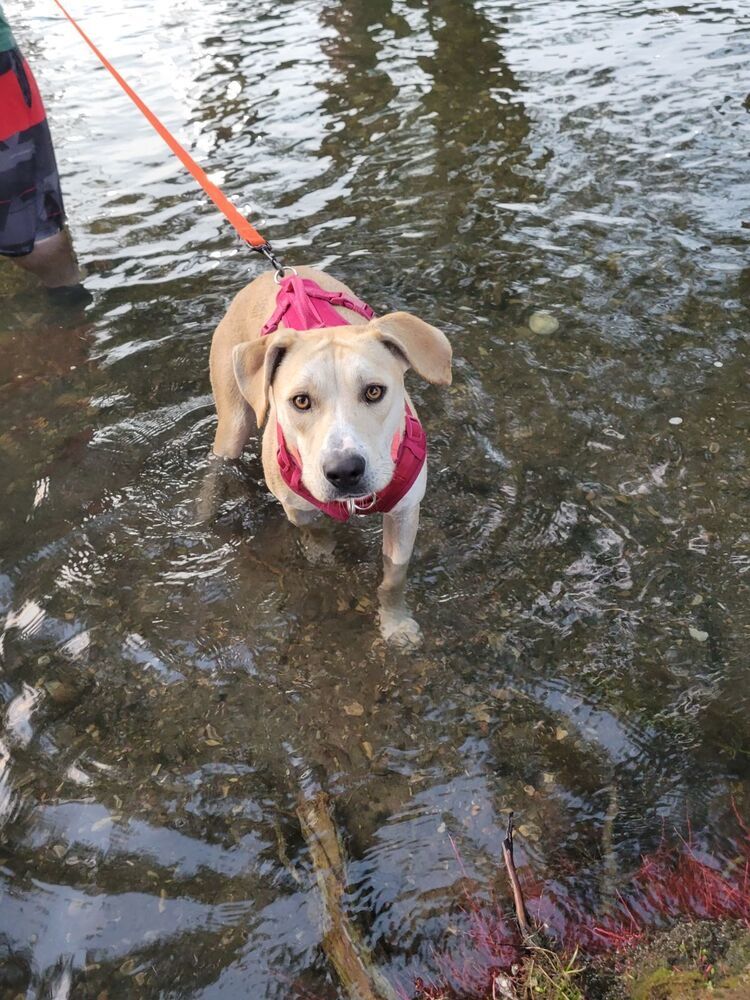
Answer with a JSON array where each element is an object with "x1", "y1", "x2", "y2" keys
[{"x1": 1, "y1": 0, "x2": 749, "y2": 996}]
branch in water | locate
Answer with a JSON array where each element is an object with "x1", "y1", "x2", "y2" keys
[
  {"x1": 297, "y1": 791, "x2": 398, "y2": 1000},
  {"x1": 502, "y1": 812, "x2": 534, "y2": 942}
]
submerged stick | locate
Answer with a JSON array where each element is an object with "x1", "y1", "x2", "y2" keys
[
  {"x1": 600, "y1": 782, "x2": 620, "y2": 916},
  {"x1": 502, "y1": 812, "x2": 533, "y2": 941},
  {"x1": 500, "y1": 815, "x2": 587, "y2": 998},
  {"x1": 297, "y1": 791, "x2": 398, "y2": 1000}
]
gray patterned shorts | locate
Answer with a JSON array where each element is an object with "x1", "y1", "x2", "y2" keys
[{"x1": 0, "y1": 47, "x2": 66, "y2": 257}]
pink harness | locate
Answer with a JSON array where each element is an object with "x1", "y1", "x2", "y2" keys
[{"x1": 262, "y1": 274, "x2": 427, "y2": 522}]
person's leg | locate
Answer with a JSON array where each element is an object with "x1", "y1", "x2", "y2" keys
[
  {"x1": 11, "y1": 226, "x2": 81, "y2": 288},
  {"x1": 0, "y1": 47, "x2": 87, "y2": 297}
]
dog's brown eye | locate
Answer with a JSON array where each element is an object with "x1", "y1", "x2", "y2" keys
[
  {"x1": 364, "y1": 384, "x2": 385, "y2": 403},
  {"x1": 292, "y1": 394, "x2": 311, "y2": 411}
]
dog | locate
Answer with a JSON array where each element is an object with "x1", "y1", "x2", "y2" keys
[{"x1": 208, "y1": 265, "x2": 452, "y2": 646}]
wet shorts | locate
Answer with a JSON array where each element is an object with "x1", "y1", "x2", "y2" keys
[{"x1": 0, "y1": 47, "x2": 65, "y2": 257}]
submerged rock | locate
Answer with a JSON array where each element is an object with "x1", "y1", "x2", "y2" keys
[
  {"x1": 528, "y1": 310, "x2": 560, "y2": 335},
  {"x1": 529, "y1": 309, "x2": 560, "y2": 337}
]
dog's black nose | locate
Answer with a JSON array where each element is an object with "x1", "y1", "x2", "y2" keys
[{"x1": 325, "y1": 452, "x2": 366, "y2": 492}]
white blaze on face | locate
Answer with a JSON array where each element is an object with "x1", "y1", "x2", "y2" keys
[
  {"x1": 272, "y1": 330, "x2": 408, "y2": 503},
  {"x1": 320, "y1": 403, "x2": 368, "y2": 459}
]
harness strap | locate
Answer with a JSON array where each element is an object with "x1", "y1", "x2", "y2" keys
[
  {"x1": 261, "y1": 275, "x2": 375, "y2": 337},
  {"x1": 368, "y1": 409, "x2": 426, "y2": 514}
]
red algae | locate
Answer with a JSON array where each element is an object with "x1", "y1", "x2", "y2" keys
[{"x1": 410, "y1": 809, "x2": 750, "y2": 1000}]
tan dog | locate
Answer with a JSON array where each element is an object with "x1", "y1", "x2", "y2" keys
[{"x1": 209, "y1": 266, "x2": 451, "y2": 645}]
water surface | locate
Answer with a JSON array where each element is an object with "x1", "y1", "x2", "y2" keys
[{"x1": 1, "y1": 1, "x2": 749, "y2": 996}]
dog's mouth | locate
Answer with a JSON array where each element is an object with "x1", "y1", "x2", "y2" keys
[
  {"x1": 327, "y1": 487, "x2": 375, "y2": 503},
  {"x1": 331, "y1": 484, "x2": 372, "y2": 497}
]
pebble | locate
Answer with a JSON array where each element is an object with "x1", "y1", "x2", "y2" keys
[
  {"x1": 528, "y1": 310, "x2": 559, "y2": 335},
  {"x1": 517, "y1": 822, "x2": 541, "y2": 842},
  {"x1": 668, "y1": 417, "x2": 683, "y2": 426},
  {"x1": 44, "y1": 680, "x2": 78, "y2": 705}
]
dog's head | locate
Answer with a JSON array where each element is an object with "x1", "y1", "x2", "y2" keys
[{"x1": 232, "y1": 312, "x2": 451, "y2": 503}]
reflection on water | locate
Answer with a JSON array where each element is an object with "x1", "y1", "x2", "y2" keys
[{"x1": 1, "y1": 0, "x2": 749, "y2": 995}]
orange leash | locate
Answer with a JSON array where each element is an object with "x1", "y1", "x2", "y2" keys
[{"x1": 52, "y1": 0, "x2": 284, "y2": 269}]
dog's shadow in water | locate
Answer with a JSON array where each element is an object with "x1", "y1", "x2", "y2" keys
[{"x1": 196, "y1": 453, "x2": 344, "y2": 561}]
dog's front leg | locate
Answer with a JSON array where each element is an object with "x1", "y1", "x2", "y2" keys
[
  {"x1": 280, "y1": 500, "x2": 321, "y2": 528},
  {"x1": 378, "y1": 503, "x2": 421, "y2": 647},
  {"x1": 282, "y1": 503, "x2": 338, "y2": 565}
]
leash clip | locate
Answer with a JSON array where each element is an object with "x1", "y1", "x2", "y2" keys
[{"x1": 254, "y1": 242, "x2": 287, "y2": 277}]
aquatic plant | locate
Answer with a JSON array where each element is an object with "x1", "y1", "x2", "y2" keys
[{"x1": 410, "y1": 806, "x2": 750, "y2": 1000}]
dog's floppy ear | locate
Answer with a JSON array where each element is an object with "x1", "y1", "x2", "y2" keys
[
  {"x1": 371, "y1": 311, "x2": 452, "y2": 385},
  {"x1": 232, "y1": 332, "x2": 295, "y2": 426}
]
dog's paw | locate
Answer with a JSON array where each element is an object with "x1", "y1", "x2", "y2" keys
[
  {"x1": 379, "y1": 611, "x2": 423, "y2": 649},
  {"x1": 298, "y1": 529, "x2": 337, "y2": 566}
]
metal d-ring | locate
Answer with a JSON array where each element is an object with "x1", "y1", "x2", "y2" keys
[
  {"x1": 346, "y1": 494, "x2": 377, "y2": 516},
  {"x1": 274, "y1": 265, "x2": 298, "y2": 284}
]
